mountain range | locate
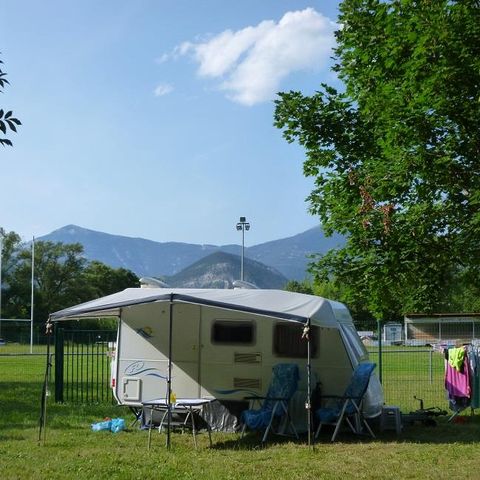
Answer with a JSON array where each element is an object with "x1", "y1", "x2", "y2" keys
[{"x1": 39, "y1": 224, "x2": 344, "y2": 285}]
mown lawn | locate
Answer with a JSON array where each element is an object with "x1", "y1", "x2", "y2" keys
[
  {"x1": 368, "y1": 346, "x2": 447, "y2": 411},
  {"x1": 1, "y1": 354, "x2": 480, "y2": 479}
]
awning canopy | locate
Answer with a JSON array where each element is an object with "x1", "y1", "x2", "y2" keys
[{"x1": 50, "y1": 288, "x2": 341, "y2": 328}]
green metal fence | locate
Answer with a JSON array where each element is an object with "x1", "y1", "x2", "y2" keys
[
  {"x1": 54, "y1": 328, "x2": 116, "y2": 404},
  {"x1": 355, "y1": 317, "x2": 466, "y2": 412},
  {"x1": 50, "y1": 325, "x2": 450, "y2": 412},
  {"x1": 2, "y1": 325, "x2": 451, "y2": 412},
  {"x1": 367, "y1": 346, "x2": 446, "y2": 412}
]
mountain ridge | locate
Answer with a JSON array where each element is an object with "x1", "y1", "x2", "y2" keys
[
  {"x1": 167, "y1": 251, "x2": 288, "y2": 289},
  {"x1": 39, "y1": 224, "x2": 344, "y2": 281}
]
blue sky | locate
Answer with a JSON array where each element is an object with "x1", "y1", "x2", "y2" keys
[{"x1": 1, "y1": 1, "x2": 340, "y2": 246}]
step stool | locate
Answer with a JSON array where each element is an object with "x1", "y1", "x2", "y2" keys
[{"x1": 380, "y1": 405, "x2": 402, "y2": 434}]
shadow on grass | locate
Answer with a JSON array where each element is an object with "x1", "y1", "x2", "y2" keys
[
  {"x1": 211, "y1": 415, "x2": 480, "y2": 450},
  {"x1": 212, "y1": 429, "x2": 375, "y2": 450},
  {"x1": 3, "y1": 380, "x2": 480, "y2": 448}
]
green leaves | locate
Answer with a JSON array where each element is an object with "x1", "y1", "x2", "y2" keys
[
  {"x1": 0, "y1": 54, "x2": 21, "y2": 147},
  {"x1": 0, "y1": 109, "x2": 21, "y2": 134},
  {"x1": 275, "y1": 0, "x2": 480, "y2": 319},
  {"x1": 2, "y1": 235, "x2": 139, "y2": 323}
]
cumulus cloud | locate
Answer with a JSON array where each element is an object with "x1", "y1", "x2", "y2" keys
[
  {"x1": 154, "y1": 83, "x2": 173, "y2": 97},
  {"x1": 173, "y1": 8, "x2": 336, "y2": 105}
]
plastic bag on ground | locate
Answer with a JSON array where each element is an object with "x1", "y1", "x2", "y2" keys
[
  {"x1": 111, "y1": 418, "x2": 126, "y2": 433},
  {"x1": 91, "y1": 419, "x2": 112, "y2": 432}
]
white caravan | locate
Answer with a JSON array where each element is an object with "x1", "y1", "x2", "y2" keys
[{"x1": 50, "y1": 288, "x2": 383, "y2": 431}]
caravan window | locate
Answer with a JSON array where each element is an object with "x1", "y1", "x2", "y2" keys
[
  {"x1": 212, "y1": 320, "x2": 255, "y2": 345},
  {"x1": 273, "y1": 323, "x2": 318, "y2": 358}
]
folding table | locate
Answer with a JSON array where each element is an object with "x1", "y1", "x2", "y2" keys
[{"x1": 142, "y1": 398, "x2": 213, "y2": 449}]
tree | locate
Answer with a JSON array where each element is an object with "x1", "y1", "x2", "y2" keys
[
  {"x1": 79, "y1": 261, "x2": 139, "y2": 328},
  {"x1": 0, "y1": 229, "x2": 25, "y2": 317},
  {"x1": 4, "y1": 238, "x2": 139, "y2": 326},
  {"x1": 11, "y1": 241, "x2": 88, "y2": 322},
  {"x1": 274, "y1": 0, "x2": 480, "y2": 319},
  {"x1": 0, "y1": 54, "x2": 21, "y2": 146},
  {"x1": 284, "y1": 279, "x2": 315, "y2": 295},
  {"x1": 82, "y1": 260, "x2": 139, "y2": 299}
]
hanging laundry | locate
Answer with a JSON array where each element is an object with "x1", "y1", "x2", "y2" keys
[
  {"x1": 445, "y1": 346, "x2": 471, "y2": 416},
  {"x1": 448, "y1": 347, "x2": 465, "y2": 371},
  {"x1": 445, "y1": 359, "x2": 470, "y2": 398},
  {"x1": 468, "y1": 345, "x2": 480, "y2": 409}
]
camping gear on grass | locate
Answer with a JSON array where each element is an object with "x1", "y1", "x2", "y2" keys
[
  {"x1": 315, "y1": 362, "x2": 376, "y2": 442},
  {"x1": 48, "y1": 288, "x2": 384, "y2": 446},
  {"x1": 241, "y1": 363, "x2": 299, "y2": 442}
]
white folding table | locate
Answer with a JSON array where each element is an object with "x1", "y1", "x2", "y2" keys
[{"x1": 142, "y1": 398, "x2": 214, "y2": 449}]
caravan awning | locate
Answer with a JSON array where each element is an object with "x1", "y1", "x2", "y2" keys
[{"x1": 49, "y1": 288, "x2": 340, "y2": 327}]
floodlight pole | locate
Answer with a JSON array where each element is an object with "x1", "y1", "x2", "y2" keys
[{"x1": 235, "y1": 216, "x2": 250, "y2": 281}]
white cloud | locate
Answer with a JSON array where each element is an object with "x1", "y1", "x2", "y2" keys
[
  {"x1": 155, "y1": 53, "x2": 170, "y2": 64},
  {"x1": 171, "y1": 8, "x2": 336, "y2": 106},
  {"x1": 154, "y1": 83, "x2": 173, "y2": 97}
]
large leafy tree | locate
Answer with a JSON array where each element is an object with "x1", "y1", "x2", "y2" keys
[
  {"x1": 275, "y1": 0, "x2": 480, "y2": 319},
  {"x1": 0, "y1": 54, "x2": 21, "y2": 146},
  {"x1": 0, "y1": 229, "x2": 24, "y2": 316},
  {"x1": 4, "y1": 239, "x2": 139, "y2": 324},
  {"x1": 82, "y1": 261, "x2": 139, "y2": 299},
  {"x1": 9, "y1": 241, "x2": 88, "y2": 322}
]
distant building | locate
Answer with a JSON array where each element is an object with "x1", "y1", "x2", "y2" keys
[
  {"x1": 404, "y1": 313, "x2": 480, "y2": 346},
  {"x1": 383, "y1": 322, "x2": 403, "y2": 344}
]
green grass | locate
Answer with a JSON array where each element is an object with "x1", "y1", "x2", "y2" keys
[
  {"x1": 368, "y1": 346, "x2": 447, "y2": 411},
  {"x1": 0, "y1": 342, "x2": 51, "y2": 355},
  {"x1": 2, "y1": 355, "x2": 480, "y2": 479}
]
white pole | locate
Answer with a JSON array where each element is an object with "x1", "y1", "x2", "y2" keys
[
  {"x1": 30, "y1": 236, "x2": 35, "y2": 354},
  {"x1": 0, "y1": 234, "x2": 3, "y2": 338}
]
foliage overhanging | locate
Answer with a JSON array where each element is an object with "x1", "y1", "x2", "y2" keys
[{"x1": 275, "y1": 0, "x2": 480, "y2": 318}]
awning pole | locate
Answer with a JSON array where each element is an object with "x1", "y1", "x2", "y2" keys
[
  {"x1": 166, "y1": 294, "x2": 173, "y2": 449},
  {"x1": 303, "y1": 319, "x2": 312, "y2": 447},
  {"x1": 38, "y1": 319, "x2": 53, "y2": 445}
]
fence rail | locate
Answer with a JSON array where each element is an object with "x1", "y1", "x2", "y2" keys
[
  {"x1": 2, "y1": 321, "x2": 473, "y2": 414},
  {"x1": 367, "y1": 346, "x2": 446, "y2": 411}
]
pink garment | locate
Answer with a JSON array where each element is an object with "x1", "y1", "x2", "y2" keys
[{"x1": 445, "y1": 357, "x2": 471, "y2": 398}]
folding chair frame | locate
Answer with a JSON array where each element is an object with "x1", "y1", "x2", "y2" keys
[
  {"x1": 314, "y1": 362, "x2": 377, "y2": 442},
  {"x1": 241, "y1": 396, "x2": 299, "y2": 443},
  {"x1": 315, "y1": 394, "x2": 375, "y2": 442}
]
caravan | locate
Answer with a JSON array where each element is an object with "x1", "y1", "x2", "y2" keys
[{"x1": 50, "y1": 288, "x2": 383, "y2": 431}]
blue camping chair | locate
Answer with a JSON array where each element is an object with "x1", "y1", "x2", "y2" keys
[
  {"x1": 315, "y1": 362, "x2": 376, "y2": 442},
  {"x1": 241, "y1": 363, "x2": 300, "y2": 443}
]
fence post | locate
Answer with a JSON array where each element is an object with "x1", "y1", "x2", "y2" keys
[
  {"x1": 377, "y1": 318, "x2": 383, "y2": 384},
  {"x1": 54, "y1": 326, "x2": 64, "y2": 402},
  {"x1": 429, "y1": 349, "x2": 433, "y2": 384}
]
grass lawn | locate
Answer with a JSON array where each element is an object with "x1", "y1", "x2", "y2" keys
[{"x1": 1, "y1": 355, "x2": 480, "y2": 479}]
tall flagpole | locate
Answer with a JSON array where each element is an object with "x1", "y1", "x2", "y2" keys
[
  {"x1": 30, "y1": 237, "x2": 35, "y2": 354},
  {"x1": 0, "y1": 234, "x2": 3, "y2": 338}
]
